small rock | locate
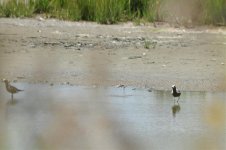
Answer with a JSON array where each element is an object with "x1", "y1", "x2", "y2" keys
[
  {"x1": 53, "y1": 30, "x2": 61, "y2": 34},
  {"x1": 50, "y1": 83, "x2": 54, "y2": 86},
  {"x1": 128, "y1": 56, "x2": 142, "y2": 59},
  {"x1": 148, "y1": 89, "x2": 152, "y2": 92},
  {"x1": 97, "y1": 35, "x2": 103, "y2": 38},
  {"x1": 112, "y1": 41, "x2": 117, "y2": 44},
  {"x1": 221, "y1": 62, "x2": 224, "y2": 65},
  {"x1": 30, "y1": 44, "x2": 36, "y2": 48},
  {"x1": 147, "y1": 61, "x2": 155, "y2": 64},
  {"x1": 37, "y1": 16, "x2": 45, "y2": 21},
  {"x1": 112, "y1": 37, "x2": 120, "y2": 41},
  {"x1": 181, "y1": 43, "x2": 188, "y2": 47},
  {"x1": 138, "y1": 37, "x2": 145, "y2": 41},
  {"x1": 17, "y1": 76, "x2": 26, "y2": 79}
]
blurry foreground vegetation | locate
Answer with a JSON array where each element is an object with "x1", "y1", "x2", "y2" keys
[{"x1": 0, "y1": 0, "x2": 225, "y2": 25}]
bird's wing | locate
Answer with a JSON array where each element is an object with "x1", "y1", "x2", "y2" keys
[
  {"x1": 8, "y1": 85, "x2": 23, "y2": 93},
  {"x1": 177, "y1": 89, "x2": 181, "y2": 93}
]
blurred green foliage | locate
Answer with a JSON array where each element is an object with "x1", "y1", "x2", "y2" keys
[{"x1": 0, "y1": 0, "x2": 225, "y2": 25}]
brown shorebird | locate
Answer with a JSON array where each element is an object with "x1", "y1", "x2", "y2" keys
[
  {"x1": 2, "y1": 79, "x2": 23, "y2": 101},
  {"x1": 171, "y1": 85, "x2": 181, "y2": 103}
]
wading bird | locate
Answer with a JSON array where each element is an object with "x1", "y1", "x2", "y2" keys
[
  {"x1": 2, "y1": 79, "x2": 23, "y2": 101},
  {"x1": 117, "y1": 84, "x2": 126, "y2": 93},
  {"x1": 171, "y1": 85, "x2": 181, "y2": 103}
]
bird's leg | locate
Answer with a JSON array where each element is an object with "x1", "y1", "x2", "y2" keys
[
  {"x1": 11, "y1": 93, "x2": 13, "y2": 101},
  {"x1": 177, "y1": 97, "x2": 180, "y2": 103}
]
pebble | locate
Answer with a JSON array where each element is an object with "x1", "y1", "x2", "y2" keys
[
  {"x1": 37, "y1": 16, "x2": 45, "y2": 21},
  {"x1": 65, "y1": 82, "x2": 70, "y2": 85},
  {"x1": 17, "y1": 76, "x2": 26, "y2": 79},
  {"x1": 52, "y1": 30, "x2": 61, "y2": 34},
  {"x1": 147, "y1": 61, "x2": 155, "y2": 64},
  {"x1": 128, "y1": 56, "x2": 142, "y2": 59},
  {"x1": 148, "y1": 89, "x2": 152, "y2": 92}
]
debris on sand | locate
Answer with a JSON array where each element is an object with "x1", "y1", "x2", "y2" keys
[{"x1": 128, "y1": 56, "x2": 142, "y2": 59}]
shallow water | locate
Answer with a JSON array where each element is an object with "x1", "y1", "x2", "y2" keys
[{"x1": 0, "y1": 83, "x2": 225, "y2": 150}]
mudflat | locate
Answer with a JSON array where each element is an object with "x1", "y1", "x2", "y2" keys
[{"x1": 0, "y1": 18, "x2": 225, "y2": 91}]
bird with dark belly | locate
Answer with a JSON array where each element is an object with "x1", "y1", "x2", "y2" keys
[{"x1": 171, "y1": 85, "x2": 181, "y2": 103}]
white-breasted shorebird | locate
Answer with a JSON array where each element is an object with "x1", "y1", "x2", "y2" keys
[
  {"x1": 2, "y1": 79, "x2": 23, "y2": 101},
  {"x1": 171, "y1": 85, "x2": 181, "y2": 102}
]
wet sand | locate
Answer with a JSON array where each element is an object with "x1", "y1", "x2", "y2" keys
[{"x1": 0, "y1": 18, "x2": 226, "y2": 91}]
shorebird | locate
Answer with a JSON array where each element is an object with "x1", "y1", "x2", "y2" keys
[
  {"x1": 117, "y1": 84, "x2": 126, "y2": 89},
  {"x1": 117, "y1": 84, "x2": 126, "y2": 93},
  {"x1": 171, "y1": 85, "x2": 181, "y2": 102},
  {"x1": 2, "y1": 79, "x2": 23, "y2": 101}
]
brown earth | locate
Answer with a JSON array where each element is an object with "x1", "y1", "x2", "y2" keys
[{"x1": 0, "y1": 18, "x2": 225, "y2": 91}]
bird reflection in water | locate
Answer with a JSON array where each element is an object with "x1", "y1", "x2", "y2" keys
[
  {"x1": 6, "y1": 99, "x2": 19, "y2": 105},
  {"x1": 172, "y1": 102, "x2": 181, "y2": 117}
]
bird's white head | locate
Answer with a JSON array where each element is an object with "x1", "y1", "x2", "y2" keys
[
  {"x1": 172, "y1": 85, "x2": 176, "y2": 88},
  {"x1": 2, "y1": 78, "x2": 8, "y2": 83}
]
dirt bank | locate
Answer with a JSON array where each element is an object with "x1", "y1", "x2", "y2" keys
[{"x1": 0, "y1": 18, "x2": 225, "y2": 91}]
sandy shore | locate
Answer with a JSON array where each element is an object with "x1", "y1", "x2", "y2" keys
[{"x1": 0, "y1": 18, "x2": 225, "y2": 91}]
